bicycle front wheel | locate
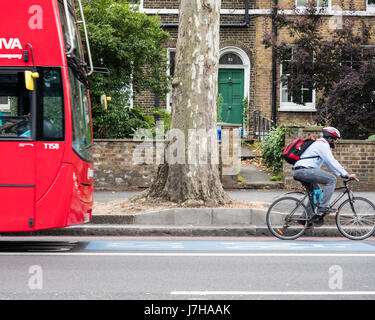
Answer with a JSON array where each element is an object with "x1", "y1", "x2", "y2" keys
[
  {"x1": 336, "y1": 197, "x2": 375, "y2": 240},
  {"x1": 266, "y1": 196, "x2": 309, "y2": 240}
]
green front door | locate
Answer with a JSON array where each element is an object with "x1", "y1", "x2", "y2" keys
[{"x1": 218, "y1": 69, "x2": 244, "y2": 125}]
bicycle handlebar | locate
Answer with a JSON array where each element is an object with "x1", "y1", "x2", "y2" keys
[{"x1": 342, "y1": 177, "x2": 360, "y2": 183}]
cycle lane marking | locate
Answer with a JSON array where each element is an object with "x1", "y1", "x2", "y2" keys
[
  {"x1": 83, "y1": 240, "x2": 375, "y2": 252},
  {"x1": 1, "y1": 252, "x2": 375, "y2": 257}
]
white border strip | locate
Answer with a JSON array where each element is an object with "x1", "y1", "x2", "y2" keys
[{"x1": 171, "y1": 290, "x2": 375, "y2": 295}]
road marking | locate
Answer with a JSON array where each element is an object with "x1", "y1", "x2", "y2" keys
[
  {"x1": 1, "y1": 252, "x2": 375, "y2": 257},
  {"x1": 170, "y1": 290, "x2": 375, "y2": 296},
  {"x1": 84, "y1": 240, "x2": 375, "y2": 251}
]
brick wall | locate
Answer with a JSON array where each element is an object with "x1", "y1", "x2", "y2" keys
[
  {"x1": 93, "y1": 125, "x2": 241, "y2": 190},
  {"x1": 93, "y1": 139, "x2": 157, "y2": 190},
  {"x1": 253, "y1": 16, "x2": 273, "y2": 120},
  {"x1": 334, "y1": 141, "x2": 375, "y2": 191},
  {"x1": 143, "y1": 0, "x2": 179, "y2": 9},
  {"x1": 135, "y1": 22, "x2": 259, "y2": 114},
  {"x1": 283, "y1": 126, "x2": 375, "y2": 191}
]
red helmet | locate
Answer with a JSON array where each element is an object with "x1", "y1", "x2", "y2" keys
[{"x1": 323, "y1": 127, "x2": 341, "y2": 139}]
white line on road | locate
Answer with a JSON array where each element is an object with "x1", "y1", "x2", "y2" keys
[
  {"x1": 1, "y1": 252, "x2": 375, "y2": 257},
  {"x1": 171, "y1": 290, "x2": 375, "y2": 296}
]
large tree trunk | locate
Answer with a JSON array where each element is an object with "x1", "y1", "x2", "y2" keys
[{"x1": 146, "y1": 0, "x2": 231, "y2": 205}]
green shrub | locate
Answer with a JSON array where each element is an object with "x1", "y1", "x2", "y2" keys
[
  {"x1": 368, "y1": 134, "x2": 375, "y2": 141},
  {"x1": 151, "y1": 108, "x2": 171, "y2": 136},
  {"x1": 92, "y1": 98, "x2": 154, "y2": 139},
  {"x1": 261, "y1": 126, "x2": 285, "y2": 175},
  {"x1": 270, "y1": 172, "x2": 283, "y2": 181}
]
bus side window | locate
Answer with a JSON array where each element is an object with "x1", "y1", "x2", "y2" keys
[
  {"x1": 37, "y1": 68, "x2": 64, "y2": 140},
  {"x1": 68, "y1": 67, "x2": 93, "y2": 162}
]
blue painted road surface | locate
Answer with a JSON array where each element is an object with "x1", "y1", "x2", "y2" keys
[{"x1": 85, "y1": 240, "x2": 375, "y2": 252}]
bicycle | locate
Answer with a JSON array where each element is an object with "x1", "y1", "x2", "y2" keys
[{"x1": 266, "y1": 177, "x2": 375, "y2": 240}]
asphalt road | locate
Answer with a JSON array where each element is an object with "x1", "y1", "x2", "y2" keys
[{"x1": 1, "y1": 237, "x2": 375, "y2": 301}]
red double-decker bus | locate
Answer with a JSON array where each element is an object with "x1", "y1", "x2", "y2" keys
[{"x1": 0, "y1": 0, "x2": 94, "y2": 232}]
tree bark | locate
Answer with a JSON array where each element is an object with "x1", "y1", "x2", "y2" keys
[{"x1": 146, "y1": 0, "x2": 231, "y2": 205}]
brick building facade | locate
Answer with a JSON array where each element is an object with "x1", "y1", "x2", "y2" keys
[{"x1": 131, "y1": 0, "x2": 375, "y2": 136}]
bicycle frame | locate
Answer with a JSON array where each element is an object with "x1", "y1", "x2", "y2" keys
[
  {"x1": 331, "y1": 183, "x2": 354, "y2": 209},
  {"x1": 267, "y1": 178, "x2": 375, "y2": 240},
  {"x1": 290, "y1": 179, "x2": 355, "y2": 220}
]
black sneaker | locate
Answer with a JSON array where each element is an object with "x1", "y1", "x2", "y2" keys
[{"x1": 317, "y1": 207, "x2": 337, "y2": 216}]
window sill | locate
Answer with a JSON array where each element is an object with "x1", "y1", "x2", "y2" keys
[{"x1": 278, "y1": 105, "x2": 317, "y2": 112}]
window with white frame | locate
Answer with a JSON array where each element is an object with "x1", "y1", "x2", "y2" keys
[
  {"x1": 279, "y1": 47, "x2": 315, "y2": 111},
  {"x1": 120, "y1": 62, "x2": 134, "y2": 109},
  {"x1": 341, "y1": 46, "x2": 375, "y2": 69},
  {"x1": 296, "y1": 0, "x2": 329, "y2": 8},
  {"x1": 219, "y1": 53, "x2": 243, "y2": 65},
  {"x1": 166, "y1": 48, "x2": 176, "y2": 112},
  {"x1": 368, "y1": 0, "x2": 375, "y2": 10}
]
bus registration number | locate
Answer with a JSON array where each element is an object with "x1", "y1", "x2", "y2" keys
[{"x1": 43, "y1": 143, "x2": 60, "y2": 150}]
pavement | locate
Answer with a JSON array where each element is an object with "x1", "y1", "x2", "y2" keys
[
  {"x1": 239, "y1": 164, "x2": 283, "y2": 189},
  {"x1": 3, "y1": 189, "x2": 374, "y2": 238},
  {"x1": 239, "y1": 144, "x2": 283, "y2": 189}
]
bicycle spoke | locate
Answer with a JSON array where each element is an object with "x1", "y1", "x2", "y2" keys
[
  {"x1": 266, "y1": 197, "x2": 308, "y2": 240},
  {"x1": 336, "y1": 197, "x2": 375, "y2": 240},
  {"x1": 359, "y1": 216, "x2": 375, "y2": 225}
]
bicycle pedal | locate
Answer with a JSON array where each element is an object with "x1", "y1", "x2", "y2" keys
[{"x1": 311, "y1": 216, "x2": 324, "y2": 227}]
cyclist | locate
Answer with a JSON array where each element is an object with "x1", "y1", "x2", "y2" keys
[{"x1": 292, "y1": 127, "x2": 357, "y2": 218}]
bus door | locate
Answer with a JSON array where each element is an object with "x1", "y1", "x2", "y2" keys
[{"x1": 0, "y1": 69, "x2": 36, "y2": 231}]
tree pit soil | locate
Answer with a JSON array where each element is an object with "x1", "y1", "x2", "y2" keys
[{"x1": 93, "y1": 197, "x2": 269, "y2": 216}]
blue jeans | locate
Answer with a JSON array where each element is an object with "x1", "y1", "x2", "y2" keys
[{"x1": 292, "y1": 168, "x2": 337, "y2": 209}]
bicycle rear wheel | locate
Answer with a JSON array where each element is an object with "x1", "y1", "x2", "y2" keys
[
  {"x1": 336, "y1": 197, "x2": 375, "y2": 240},
  {"x1": 266, "y1": 196, "x2": 309, "y2": 240}
]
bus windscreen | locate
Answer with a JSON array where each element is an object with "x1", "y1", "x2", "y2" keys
[
  {"x1": 0, "y1": 68, "x2": 64, "y2": 140},
  {"x1": 0, "y1": 71, "x2": 31, "y2": 138}
]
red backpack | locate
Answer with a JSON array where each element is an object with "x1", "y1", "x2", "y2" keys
[{"x1": 282, "y1": 137, "x2": 318, "y2": 165}]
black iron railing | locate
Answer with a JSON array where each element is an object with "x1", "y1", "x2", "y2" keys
[{"x1": 253, "y1": 110, "x2": 274, "y2": 141}]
